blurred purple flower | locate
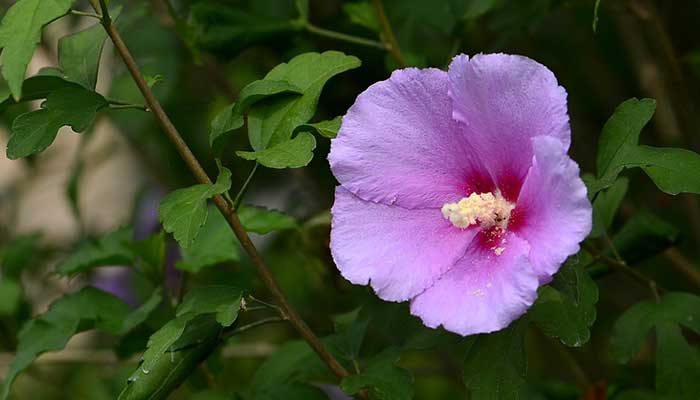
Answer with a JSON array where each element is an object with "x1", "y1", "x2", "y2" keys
[{"x1": 328, "y1": 54, "x2": 592, "y2": 336}]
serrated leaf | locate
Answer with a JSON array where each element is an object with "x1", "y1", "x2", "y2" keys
[
  {"x1": 610, "y1": 292, "x2": 700, "y2": 400},
  {"x1": 7, "y1": 85, "x2": 108, "y2": 159},
  {"x1": 0, "y1": 0, "x2": 72, "y2": 99},
  {"x1": 341, "y1": 347, "x2": 414, "y2": 400},
  {"x1": 159, "y1": 165, "x2": 232, "y2": 248},
  {"x1": 597, "y1": 98, "x2": 656, "y2": 180},
  {"x1": 237, "y1": 131, "x2": 316, "y2": 169},
  {"x1": 530, "y1": 254, "x2": 599, "y2": 347},
  {"x1": 56, "y1": 227, "x2": 134, "y2": 276},
  {"x1": 138, "y1": 313, "x2": 193, "y2": 374},
  {"x1": 590, "y1": 177, "x2": 628, "y2": 237},
  {"x1": 238, "y1": 204, "x2": 298, "y2": 234},
  {"x1": 58, "y1": 15, "x2": 113, "y2": 89},
  {"x1": 296, "y1": 116, "x2": 342, "y2": 139},
  {"x1": 463, "y1": 319, "x2": 527, "y2": 400},
  {"x1": 1, "y1": 287, "x2": 157, "y2": 400},
  {"x1": 177, "y1": 286, "x2": 243, "y2": 327},
  {"x1": 247, "y1": 51, "x2": 360, "y2": 151},
  {"x1": 343, "y1": 2, "x2": 380, "y2": 32},
  {"x1": 177, "y1": 208, "x2": 239, "y2": 272}
]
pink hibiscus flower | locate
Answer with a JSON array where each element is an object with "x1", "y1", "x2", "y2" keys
[{"x1": 328, "y1": 53, "x2": 592, "y2": 336}]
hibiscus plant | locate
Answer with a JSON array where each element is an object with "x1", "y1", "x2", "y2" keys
[{"x1": 1, "y1": 0, "x2": 700, "y2": 399}]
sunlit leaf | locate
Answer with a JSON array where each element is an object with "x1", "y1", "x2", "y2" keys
[
  {"x1": 237, "y1": 132, "x2": 316, "y2": 169},
  {"x1": 247, "y1": 51, "x2": 360, "y2": 150}
]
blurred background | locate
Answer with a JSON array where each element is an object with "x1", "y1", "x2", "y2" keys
[{"x1": 1, "y1": 0, "x2": 699, "y2": 398}]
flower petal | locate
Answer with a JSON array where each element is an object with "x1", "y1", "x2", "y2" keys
[
  {"x1": 448, "y1": 54, "x2": 570, "y2": 200},
  {"x1": 515, "y1": 136, "x2": 592, "y2": 283},
  {"x1": 410, "y1": 233, "x2": 538, "y2": 336},
  {"x1": 331, "y1": 187, "x2": 477, "y2": 301},
  {"x1": 329, "y1": 68, "x2": 492, "y2": 209}
]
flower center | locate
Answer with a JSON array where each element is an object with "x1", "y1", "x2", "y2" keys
[{"x1": 441, "y1": 191, "x2": 515, "y2": 230}]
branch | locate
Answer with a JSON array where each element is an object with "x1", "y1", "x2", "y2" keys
[
  {"x1": 371, "y1": 0, "x2": 406, "y2": 67},
  {"x1": 92, "y1": 3, "x2": 349, "y2": 380}
]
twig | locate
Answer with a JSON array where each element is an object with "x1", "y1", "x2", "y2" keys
[
  {"x1": 232, "y1": 163, "x2": 258, "y2": 210},
  {"x1": 305, "y1": 23, "x2": 387, "y2": 49},
  {"x1": 69, "y1": 10, "x2": 102, "y2": 19},
  {"x1": 224, "y1": 317, "x2": 285, "y2": 339},
  {"x1": 583, "y1": 242, "x2": 666, "y2": 297},
  {"x1": 371, "y1": 0, "x2": 406, "y2": 67},
  {"x1": 91, "y1": 2, "x2": 350, "y2": 380}
]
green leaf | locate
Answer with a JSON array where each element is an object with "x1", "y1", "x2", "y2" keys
[
  {"x1": 0, "y1": 277, "x2": 22, "y2": 316},
  {"x1": 130, "y1": 232, "x2": 166, "y2": 282},
  {"x1": 247, "y1": 51, "x2": 361, "y2": 151},
  {"x1": 610, "y1": 292, "x2": 700, "y2": 363},
  {"x1": 56, "y1": 228, "x2": 134, "y2": 276},
  {"x1": 530, "y1": 253, "x2": 599, "y2": 347},
  {"x1": 343, "y1": 2, "x2": 381, "y2": 32},
  {"x1": 238, "y1": 204, "x2": 298, "y2": 234},
  {"x1": 610, "y1": 292, "x2": 700, "y2": 400},
  {"x1": 611, "y1": 210, "x2": 679, "y2": 264},
  {"x1": 0, "y1": 233, "x2": 42, "y2": 277},
  {"x1": 625, "y1": 145, "x2": 700, "y2": 195},
  {"x1": 0, "y1": 0, "x2": 72, "y2": 99},
  {"x1": 295, "y1": 0, "x2": 309, "y2": 20},
  {"x1": 328, "y1": 309, "x2": 370, "y2": 361},
  {"x1": 590, "y1": 177, "x2": 629, "y2": 238},
  {"x1": 209, "y1": 103, "x2": 244, "y2": 147},
  {"x1": 132, "y1": 286, "x2": 242, "y2": 377},
  {"x1": 210, "y1": 80, "x2": 302, "y2": 148},
  {"x1": 118, "y1": 319, "x2": 221, "y2": 400},
  {"x1": 159, "y1": 164, "x2": 232, "y2": 248},
  {"x1": 234, "y1": 79, "x2": 303, "y2": 116},
  {"x1": 7, "y1": 85, "x2": 108, "y2": 159},
  {"x1": 177, "y1": 208, "x2": 239, "y2": 272},
  {"x1": 1, "y1": 287, "x2": 157, "y2": 400},
  {"x1": 296, "y1": 116, "x2": 342, "y2": 139},
  {"x1": 341, "y1": 347, "x2": 414, "y2": 400},
  {"x1": 177, "y1": 286, "x2": 243, "y2": 327},
  {"x1": 191, "y1": 4, "x2": 303, "y2": 56},
  {"x1": 654, "y1": 322, "x2": 700, "y2": 399},
  {"x1": 593, "y1": 0, "x2": 602, "y2": 31},
  {"x1": 58, "y1": 17, "x2": 111, "y2": 89},
  {"x1": 452, "y1": 0, "x2": 499, "y2": 20},
  {"x1": 596, "y1": 98, "x2": 656, "y2": 181},
  {"x1": 237, "y1": 131, "x2": 316, "y2": 169},
  {"x1": 463, "y1": 319, "x2": 527, "y2": 400},
  {"x1": 0, "y1": 75, "x2": 75, "y2": 112}
]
